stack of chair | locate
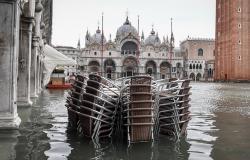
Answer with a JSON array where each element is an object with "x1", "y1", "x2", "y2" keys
[
  {"x1": 66, "y1": 75, "x2": 86, "y2": 130},
  {"x1": 66, "y1": 74, "x2": 120, "y2": 139},
  {"x1": 66, "y1": 74, "x2": 192, "y2": 142},
  {"x1": 154, "y1": 79, "x2": 192, "y2": 139},
  {"x1": 122, "y1": 76, "x2": 154, "y2": 142}
]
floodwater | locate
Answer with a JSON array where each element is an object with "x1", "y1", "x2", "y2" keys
[{"x1": 0, "y1": 82, "x2": 250, "y2": 160}]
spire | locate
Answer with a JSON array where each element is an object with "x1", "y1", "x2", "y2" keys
[
  {"x1": 151, "y1": 24, "x2": 155, "y2": 35},
  {"x1": 169, "y1": 18, "x2": 174, "y2": 78},
  {"x1": 124, "y1": 16, "x2": 130, "y2": 25},
  {"x1": 96, "y1": 25, "x2": 101, "y2": 33},
  {"x1": 156, "y1": 32, "x2": 159, "y2": 42},
  {"x1": 170, "y1": 18, "x2": 175, "y2": 46},
  {"x1": 86, "y1": 29, "x2": 89, "y2": 36},
  {"x1": 77, "y1": 39, "x2": 81, "y2": 49},
  {"x1": 141, "y1": 30, "x2": 144, "y2": 40},
  {"x1": 85, "y1": 29, "x2": 90, "y2": 41}
]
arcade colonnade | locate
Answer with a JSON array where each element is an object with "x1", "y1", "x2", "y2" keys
[
  {"x1": 86, "y1": 57, "x2": 183, "y2": 80},
  {"x1": 0, "y1": 0, "x2": 52, "y2": 128}
]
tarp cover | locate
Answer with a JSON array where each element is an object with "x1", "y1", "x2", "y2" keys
[{"x1": 43, "y1": 44, "x2": 77, "y2": 86}]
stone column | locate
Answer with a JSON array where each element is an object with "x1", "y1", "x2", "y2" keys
[
  {"x1": 34, "y1": 0, "x2": 43, "y2": 94},
  {"x1": 30, "y1": 36, "x2": 39, "y2": 97},
  {"x1": 35, "y1": 55, "x2": 40, "y2": 94},
  {"x1": 17, "y1": 16, "x2": 33, "y2": 106},
  {"x1": 0, "y1": 0, "x2": 21, "y2": 128}
]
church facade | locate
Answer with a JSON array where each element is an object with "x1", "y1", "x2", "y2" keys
[{"x1": 80, "y1": 17, "x2": 184, "y2": 80}]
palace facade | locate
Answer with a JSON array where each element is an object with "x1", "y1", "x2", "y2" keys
[{"x1": 181, "y1": 38, "x2": 215, "y2": 81}]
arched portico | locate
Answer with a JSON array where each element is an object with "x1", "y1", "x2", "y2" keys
[
  {"x1": 145, "y1": 60, "x2": 157, "y2": 78},
  {"x1": 160, "y1": 61, "x2": 171, "y2": 79},
  {"x1": 122, "y1": 56, "x2": 138, "y2": 77},
  {"x1": 104, "y1": 59, "x2": 116, "y2": 79},
  {"x1": 88, "y1": 60, "x2": 100, "y2": 73}
]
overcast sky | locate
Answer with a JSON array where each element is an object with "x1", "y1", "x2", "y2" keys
[{"x1": 52, "y1": 0, "x2": 216, "y2": 48}]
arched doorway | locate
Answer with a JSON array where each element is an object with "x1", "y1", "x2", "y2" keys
[
  {"x1": 88, "y1": 60, "x2": 100, "y2": 73},
  {"x1": 123, "y1": 57, "x2": 138, "y2": 77},
  {"x1": 160, "y1": 61, "x2": 171, "y2": 79},
  {"x1": 104, "y1": 59, "x2": 116, "y2": 79},
  {"x1": 196, "y1": 73, "x2": 202, "y2": 81},
  {"x1": 145, "y1": 60, "x2": 157, "y2": 78},
  {"x1": 121, "y1": 41, "x2": 138, "y2": 55},
  {"x1": 189, "y1": 73, "x2": 195, "y2": 81}
]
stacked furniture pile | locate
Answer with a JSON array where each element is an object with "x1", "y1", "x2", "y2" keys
[
  {"x1": 120, "y1": 76, "x2": 154, "y2": 142},
  {"x1": 154, "y1": 79, "x2": 192, "y2": 140},
  {"x1": 66, "y1": 74, "x2": 192, "y2": 142},
  {"x1": 66, "y1": 74, "x2": 120, "y2": 139}
]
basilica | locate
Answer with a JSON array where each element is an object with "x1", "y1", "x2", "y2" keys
[{"x1": 79, "y1": 17, "x2": 184, "y2": 80}]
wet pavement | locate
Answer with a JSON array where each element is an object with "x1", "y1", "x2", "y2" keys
[{"x1": 0, "y1": 82, "x2": 250, "y2": 160}]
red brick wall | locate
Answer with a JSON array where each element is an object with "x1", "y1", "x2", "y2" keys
[{"x1": 215, "y1": 0, "x2": 250, "y2": 81}]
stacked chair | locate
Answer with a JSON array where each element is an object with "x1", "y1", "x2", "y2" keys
[
  {"x1": 120, "y1": 76, "x2": 155, "y2": 142},
  {"x1": 66, "y1": 75, "x2": 86, "y2": 130},
  {"x1": 66, "y1": 73, "x2": 120, "y2": 139},
  {"x1": 66, "y1": 74, "x2": 192, "y2": 143},
  {"x1": 154, "y1": 79, "x2": 192, "y2": 140}
]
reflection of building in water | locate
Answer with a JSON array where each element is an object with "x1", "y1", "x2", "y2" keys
[
  {"x1": 80, "y1": 16, "x2": 184, "y2": 80},
  {"x1": 180, "y1": 38, "x2": 215, "y2": 81}
]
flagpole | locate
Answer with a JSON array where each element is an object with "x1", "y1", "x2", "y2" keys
[
  {"x1": 101, "y1": 12, "x2": 104, "y2": 76},
  {"x1": 170, "y1": 18, "x2": 173, "y2": 79}
]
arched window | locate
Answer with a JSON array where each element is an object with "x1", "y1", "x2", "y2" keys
[
  {"x1": 189, "y1": 64, "x2": 192, "y2": 69},
  {"x1": 196, "y1": 64, "x2": 199, "y2": 69},
  {"x1": 199, "y1": 64, "x2": 202, "y2": 69},
  {"x1": 193, "y1": 64, "x2": 195, "y2": 69},
  {"x1": 198, "y1": 48, "x2": 203, "y2": 56}
]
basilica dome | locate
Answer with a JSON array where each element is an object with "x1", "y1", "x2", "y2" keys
[
  {"x1": 90, "y1": 27, "x2": 107, "y2": 45},
  {"x1": 144, "y1": 29, "x2": 161, "y2": 47},
  {"x1": 116, "y1": 17, "x2": 138, "y2": 40}
]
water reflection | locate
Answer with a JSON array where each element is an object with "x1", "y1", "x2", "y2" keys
[
  {"x1": 1, "y1": 82, "x2": 250, "y2": 160},
  {"x1": 0, "y1": 130, "x2": 19, "y2": 160},
  {"x1": 210, "y1": 83, "x2": 250, "y2": 160}
]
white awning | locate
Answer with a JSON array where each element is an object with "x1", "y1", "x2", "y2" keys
[
  {"x1": 44, "y1": 44, "x2": 77, "y2": 66},
  {"x1": 42, "y1": 45, "x2": 77, "y2": 86}
]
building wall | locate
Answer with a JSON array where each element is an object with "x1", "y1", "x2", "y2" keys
[
  {"x1": 180, "y1": 38, "x2": 215, "y2": 81},
  {"x1": 81, "y1": 49, "x2": 184, "y2": 80},
  {"x1": 215, "y1": 0, "x2": 250, "y2": 81},
  {"x1": 80, "y1": 21, "x2": 184, "y2": 80},
  {"x1": 54, "y1": 46, "x2": 80, "y2": 76},
  {"x1": 42, "y1": 0, "x2": 53, "y2": 45}
]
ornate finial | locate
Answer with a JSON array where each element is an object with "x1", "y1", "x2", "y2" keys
[
  {"x1": 96, "y1": 21, "x2": 101, "y2": 33},
  {"x1": 151, "y1": 24, "x2": 155, "y2": 35}
]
